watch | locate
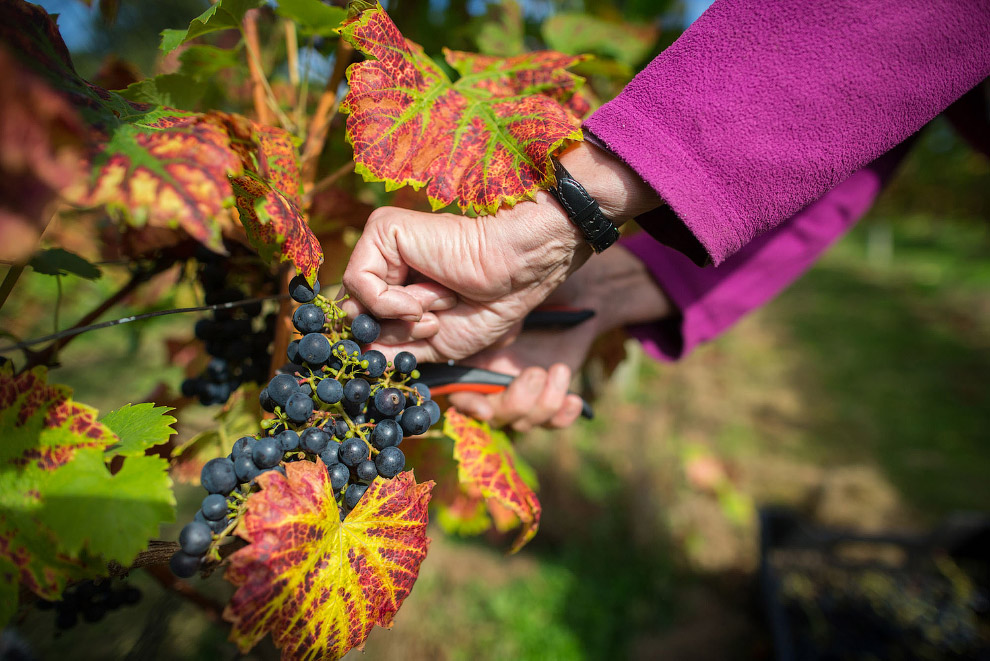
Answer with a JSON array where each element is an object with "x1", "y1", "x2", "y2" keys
[{"x1": 547, "y1": 156, "x2": 620, "y2": 253}]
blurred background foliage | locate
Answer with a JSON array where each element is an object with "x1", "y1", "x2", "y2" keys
[{"x1": 6, "y1": 0, "x2": 988, "y2": 659}]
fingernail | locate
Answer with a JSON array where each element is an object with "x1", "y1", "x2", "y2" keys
[
  {"x1": 400, "y1": 314, "x2": 421, "y2": 322},
  {"x1": 551, "y1": 368, "x2": 569, "y2": 390}
]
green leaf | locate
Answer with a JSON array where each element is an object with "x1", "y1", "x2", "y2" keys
[
  {"x1": 100, "y1": 403, "x2": 177, "y2": 458},
  {"x1": 275, "y1": 0, "x2": 347, "y2": 37},
  {"x1": 178, "y1": 45, "x2": 242, "y2": 80},
  {"x1": 541, "y1": 12, "x2": 659, "y2": 69},
  {"x1": 160, "y1": 0, "x2": 265, "y2": 53},
  {"x1": 118, "y1": 74, "x2": 204, "y2": 110},
  {"x1": 0, "y1": 365, "x2": 174, "y2": 625},
  {"x1": 36, "y1": 450, "x2": 175, "y2": 564},
  {"x1": 28, "y1": 248, "x2": 101, "y2": 280},
  {"x1": 473, "y1": 0, "x2": 524, "y2": 57}
]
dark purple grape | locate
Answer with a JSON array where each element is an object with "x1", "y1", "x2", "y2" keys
[
  {"x1": 292, "y1": 304, "x2": 325, "y2": 334},
  {"x1": 298, "y1": 332, "x2": 331, "y2": 365},
  {"x1": 333, "y1": 419, "x2": 350, "y2": 440},
  {"x1": 259, "y1": 388, "x2": 276, "y2": 413},
  {"x1": 231, "y1": 436, "x2": 255, "y2": 461},
  {"x1": 201, "y1": 494, "x2": 227, "y2": 521},
  {"x1": 286, "y1": 339, "x2": 301, "y2": 364},
  {"x1": 374, "y1": 388, "x2": 405, "y2": 416},
  {"x1": 300, "y1": 427, "x2": 329, "y2": 454},
  {"x1": 399, "y1": 405, "x2": 431, "y2": 436},
  {"x1": 201, "y1": 457, "x2": 237, "y2": 495},
  {"x1": 356, "y1": 459, "x2": 378, "y2": 482},
  {"x1": 410, "y1": 382, "x2": 431, "y2": 403},
  {"x1": 289, "y1": 274, "x2": 320, "y2": 303},
  {"x1": 351, "y1": 412, "x2": 367, "y2": 426},
  {"x1": 332, "y1": 339, "x2": 361, "y2": 359},
  {"x1": 328, "y1": 463, "x2": 349, "y2": 491},
  {"x1": 277, "y1": 429, "x2": 300, "y2": 452},
  {"x1": 234, "y1": 454, "x2": 260, "y2": 483},
  {"x1": 344, "y1": 484, "x2": 369, "y2": 509},
  {"x1": 195, "y1": 509, "x2": 227, "y2": 534},
  {"x1": 371, "y1": 419, "x2": 401, "y2": 450},
  {"x1": 316, "y1": 378, "x2": 343, "y2": 404},
  {"x1": 339, "y1": 437, "x2": 368, "y2": 467},
  {"x1": 319, "y1": 441, "x2": 341, "y2": 467},
  {"x1": 362, "y1": 350, "x2": 387, "y2": 378},
  {"x1": 205, "y1": 358, "x2": 229, "y2": 382},
  {"x1": 350, "y1": 314, "x2": 381, "y2": 344},
  {"x1": 267, "y1": 374, "x2": 300, "y2": 408},
  {"x1": 393, "y1": 351, "x2": 417, "y2": 374},
  {"x1": 423, "y1": 399, "x2": 441, "y2": 426},
  {"x1": 376, "y1": 446, "x2": 405, "y2": 478},
  {"x1": 169, "y1": 551, "x2": 201, "y2": 578},
  {"x1": 252, "y1": 437, "x2": 282, "y2": 469},
  {"x1": 343, "y1": 379, "x2": 370, "y2": 403},
  {"x1": 285, "y1": 392, "x2": 314, "y2": 424},
  {"x1": 179, "y1": 522, "x2": 212, "y2": 555},
  {"x1": 181, "y1": 378, "x2": 201, "y2": 398}
]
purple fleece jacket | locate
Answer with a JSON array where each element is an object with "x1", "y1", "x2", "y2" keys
[
  {"x1": 584, "y1": 0, "x2": 990, "y2": 266},
  {"x1": 581, "y1": 0, "x2": 990, "y2": 361}
]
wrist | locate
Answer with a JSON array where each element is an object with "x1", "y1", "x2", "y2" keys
[
  {"x1": 570, "y1": 246, "x2": 673, "y2": 333},
  {"x1": 557, "y1": 141, "x2": 662, "y2": 223}
]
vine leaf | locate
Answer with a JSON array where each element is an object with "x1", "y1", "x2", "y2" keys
[
  {"x1": 2, "y1": 2, "x2": 321, "y2": 277},
  {"x1": 0, "y1": 45, "x2": 86, "y2": 262},
  {"x1": 473, "y1": 0, "x2": 524, "y2": 57},
  {"x1": 28, "y1": 248, "x2": 101, "y2": 280},
  {"x1": 100, "y1": 403, "x2": 177, "y2": 457},
  {"x1": 339, "y1": 2, "x2": 585, "y2": 215},
  {"x1": 434, "y1": 488, "x2": 493, "y2": 537},
  {"x1": 274, "y1": 0, "x2": 347, "y2": 37},
  {"x1": 159, "y1": 0, "x2": 264, "y2": 54},
  {"x1": 443, "y1": 408, "x2": 541, "y2": 553},
  {"x1": 0, "y1": 365, "x2": 175, "y2": 627},
  {"x1": 223, "y1": 118, "x2": 324, "y2": 285},
  {"x1": 224, "y1": 461, "x2": 433, "y2": 660},
  {"x1": 541, "y1": 12, "x2": 659, "y2": 70}
]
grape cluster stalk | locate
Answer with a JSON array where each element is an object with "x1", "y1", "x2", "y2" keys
[{"x1": 170, "y1": 275, "x2": 441, "y2": 577}]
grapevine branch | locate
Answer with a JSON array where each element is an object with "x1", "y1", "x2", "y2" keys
[
  {"x1": 306, "y1": 161, "x2": 355, "y2": 203},
  {"x1": 0, "y1": 294, "x2": 290, "y2": 356},
  {"x1": 243, "y1": 9, "x2": 274, "y2": 126}
]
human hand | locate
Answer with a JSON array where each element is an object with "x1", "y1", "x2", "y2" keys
[
  {"x1": 341, "y1": 142, "x2": 662, "y2": 363},
  {"x1": 447, "y1": 245, "x2": 673, "y2": 430}
]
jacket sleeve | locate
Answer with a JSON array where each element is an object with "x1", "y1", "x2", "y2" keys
[
  {"x1": 619, "y1": 142, "x2": 910, "y2": 361},
  {"x1": 583, "y1": 0, "x2": 990, "y2": 265}
]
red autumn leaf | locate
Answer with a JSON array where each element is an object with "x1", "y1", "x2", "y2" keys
[
  {"x1": 1, "y1": 1, "x2": 320, "y2": 282},
  {"x1": 219, "y1": 113, "x2": 324, "y2": 285},
  {"x1": 339, "y1": 3, "x2": 584, "y2": 215},
  {"x1": 0, "y1": 45, "x2": 86, "y2": 262},
  {"x1": 224, "y1": 461, "x2": 434, "y2": 660},
  {"x1": 443, "y1": 408, "x2": 541, "y2": 553}
]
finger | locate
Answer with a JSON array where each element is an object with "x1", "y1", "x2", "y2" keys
[
  {"x1": 489, "y1": 367, "x2": 547, "y2": 429},
  {"x1": 342, "y1": 232, "x2": 423, "y2": 321},
  {"x1": 376, "y1": 315, "x2": 440, "y2": 344},
  {"x1": 512, "y1": 363, "x2": 571, "y2": 432},
  {"x1": 402, "y1": 282, "x2": 457, "y2": 312},
  {"x1": 548, "y1": 394, "x2": 584, "y2": 429},
  {"x1": 447, "y1": 391, "x2": 495, "y2": 421}
]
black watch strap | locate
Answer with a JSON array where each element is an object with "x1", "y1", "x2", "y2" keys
[{"x1": 547, "y1": 157, "x2": 620, "y2": 253}]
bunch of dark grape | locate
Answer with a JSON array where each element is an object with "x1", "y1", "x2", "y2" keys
[
  {"x1": 180, "y1": 250, "x2": 275, "y2": 405},
  {"x1": 170, "y1": 275, "x2": 441, "y2": 578},
  {"x1": 36, "y1": 579, "x2": 141, "y2": 630}
]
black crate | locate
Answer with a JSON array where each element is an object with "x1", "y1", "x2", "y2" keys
[{"x1": 758, "y1": 507, "x2": 990, "y2": 661}]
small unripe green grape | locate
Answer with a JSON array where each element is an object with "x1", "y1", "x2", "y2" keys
[{"x1": 410, "y1": 369, "x2": 421, "y2": 379}]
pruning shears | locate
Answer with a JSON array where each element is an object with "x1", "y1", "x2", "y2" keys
[{"x1": 415, "y1": 305, "x2": 597, "y2": 420}]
